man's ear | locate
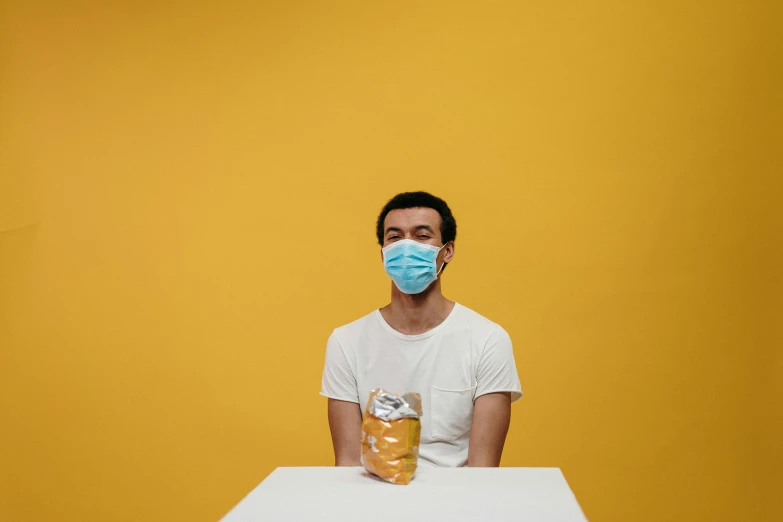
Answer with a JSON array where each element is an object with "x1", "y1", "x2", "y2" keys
[{"x1": 443, "y1": 241, "x2": 455, "y2": 264}]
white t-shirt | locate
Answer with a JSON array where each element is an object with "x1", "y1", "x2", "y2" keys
[{"x1": 320, "y1": 303, "x2": 522, "y2": 468}]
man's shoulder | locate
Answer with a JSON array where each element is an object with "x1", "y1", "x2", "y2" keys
[
  {"x1": 455, "y1": 304, "x2": 509, "y2": 338},
  {"x1": 331, "y1": 309, "x2": 378, "y2": 340}
]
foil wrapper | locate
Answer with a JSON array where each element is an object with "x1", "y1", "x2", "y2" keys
[
  {"x1": 361, "y1": 389, "x2": 422, "y2": 485},
  {"x1": 368, "y1": 390, "x2": 422, "y2": 421}
]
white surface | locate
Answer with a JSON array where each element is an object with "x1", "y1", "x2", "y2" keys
[
  {"x1": 321, "y1": 303, "x2": 522, "y2": 467},
  {"x1": 221, "y1": 467, "x2": 588, "y2": 522}
]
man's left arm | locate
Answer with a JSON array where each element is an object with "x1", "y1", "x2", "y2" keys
[
  {"x1": 468, "y1": 392, "x2": 512, "y2": 466},
  {"x1": 468, "y1": 326, "x2": 522, "y2": 467}
]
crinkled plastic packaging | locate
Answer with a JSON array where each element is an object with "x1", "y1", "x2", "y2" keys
[{"x1": 360, "y1": 389, "x2": 422, "y2": 485}]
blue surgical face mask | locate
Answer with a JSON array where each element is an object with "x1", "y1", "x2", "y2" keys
[{"x1": 382, "y1": 239, "x2": 448, "y2": 295}]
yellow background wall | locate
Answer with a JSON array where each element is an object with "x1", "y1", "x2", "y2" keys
[{"x1": 1, "y1": 1, "x2": 780, "y2": 521}]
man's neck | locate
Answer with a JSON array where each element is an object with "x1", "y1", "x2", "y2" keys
[{"x1": 380, "y1": 282, "x2": 455, "y2": 336}]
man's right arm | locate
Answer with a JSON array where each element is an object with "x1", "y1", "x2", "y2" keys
[
  {"x1": 327, "y1": 398, "x2": 362, "y2": 466},
  {"x1": 321, "y1": 332, "x2": 362, "y2": 466}
]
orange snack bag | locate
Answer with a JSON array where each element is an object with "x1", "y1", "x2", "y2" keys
[{"x1": 360, "y1": 389, "x2": 422, "y2": 485}]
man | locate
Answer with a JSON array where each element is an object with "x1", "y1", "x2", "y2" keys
[{"x1": 320, "y1": 191, "x2": 522, "y2": 467}]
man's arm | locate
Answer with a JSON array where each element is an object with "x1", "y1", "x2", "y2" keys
[
  {"x1": 327, "y1": 398, "x2": 363, "y2": 466},
  {"x1": 468, "y1": 392, "x2": 512, "y2": 467},
  {"x1": 322, "y1": 332, "x2": 362, "y2": 466}
]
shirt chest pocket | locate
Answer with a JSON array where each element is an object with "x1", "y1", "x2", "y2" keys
[{"x1": 430, "y1": 385, "x2": 477, "y2": 442}]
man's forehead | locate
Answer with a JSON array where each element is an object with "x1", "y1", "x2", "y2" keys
[{"x1": 384, "y1": 207, "x2": 441, "y2": 228}]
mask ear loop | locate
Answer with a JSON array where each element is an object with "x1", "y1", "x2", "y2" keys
[{"x1": 435, "y1": 241, "x2": 451, "y2": 276}]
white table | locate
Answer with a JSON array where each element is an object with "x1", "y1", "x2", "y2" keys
[{"x1": 221, "y1": 467, "x2": 588, "y2": 522}]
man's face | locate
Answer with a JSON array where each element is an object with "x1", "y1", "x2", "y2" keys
[{"x1": 382, "y1": 207, "x2": 454, "y2": 267}]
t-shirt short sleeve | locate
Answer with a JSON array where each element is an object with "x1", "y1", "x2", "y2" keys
[
  {"x1": 475, "y1": 326, "x2": 523, "y2": 402},
  {"x1": 320, "y1": 332, "x2": 360, "y2": 403}
]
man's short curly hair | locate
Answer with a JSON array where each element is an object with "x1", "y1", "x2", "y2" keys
[{"x1": 376, "y1": 191, "x2": 457, "y2": 246}]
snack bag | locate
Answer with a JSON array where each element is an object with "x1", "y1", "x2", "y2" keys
[{"x1": 361, "y1": 389, "x2": 422, "y2": 485}]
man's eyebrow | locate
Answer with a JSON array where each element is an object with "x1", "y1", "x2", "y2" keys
[{"x1": 385, "y1": 225, "x2": 436, "y2": 235}]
